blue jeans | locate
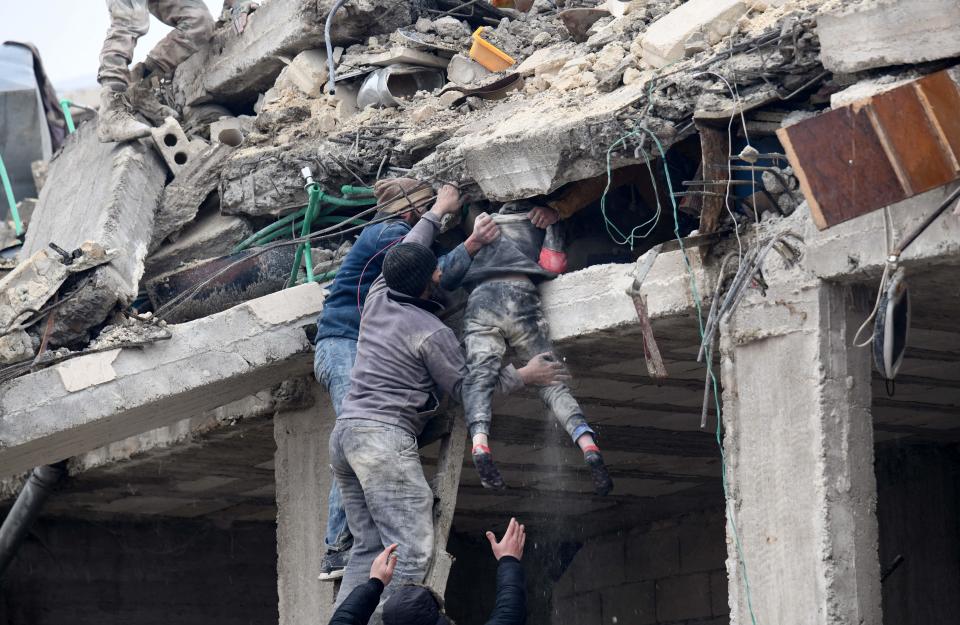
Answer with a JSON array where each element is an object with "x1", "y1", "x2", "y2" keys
[
  {"x1": 314, "y1": 336, "x2": 358, "y2": 553},
  {"x1": 329, "y1": 420, "x2": 434, "y2": 607}
]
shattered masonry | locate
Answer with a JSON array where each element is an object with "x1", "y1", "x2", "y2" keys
[{"x1": 2, "y1": 0, "x2": 960, "y2": 624}]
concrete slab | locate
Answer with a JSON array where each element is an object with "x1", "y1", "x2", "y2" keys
[
  {"x1": 817, "y1": 0, "x2": 960, "y2": 73},
  {"x1": 19, "y1": 122, "x2": 166, "y2": 344},
  {"x1": 150, "y1": 143, "x2": 234, "y2": 250},
  {"x1": 173, "y1": 0, "x2": 415, "y2": 107},
  {"x1": 145, "y1": 210, "x2": 252, "y2": 279},
  {"x1": 0, "y1": 282, "x2": 326, "y2": 477},
  {"x1": 638, "y1": 0, "x2": 746, "y2": 68},
  {"x1": 439, "y1": 81, "x2": 667, "y2": 202}
]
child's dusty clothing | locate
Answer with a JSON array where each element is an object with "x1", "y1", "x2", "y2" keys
[{"x1": 461, "y1": 279, "x2": 593, "y2": 443}]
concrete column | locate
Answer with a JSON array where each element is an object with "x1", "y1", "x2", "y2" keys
[
  {"x1": 720, "y1": 278, "x2": 881, "y2": 625},
  {"x1": 275, "y1": 384, "x2": 336, "y2": 625}
]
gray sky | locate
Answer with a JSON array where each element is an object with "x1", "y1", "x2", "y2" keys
[{"x1": 1, "y1": 0, "x2": 222, "y2": 90}]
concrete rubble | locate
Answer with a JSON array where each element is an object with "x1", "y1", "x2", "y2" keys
[{"x1": 2, "y1": 0, "x2": 960, "y2": 623}]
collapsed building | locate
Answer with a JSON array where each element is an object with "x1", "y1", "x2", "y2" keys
[{"x1": 1, "y1": 0, "x2": 959, "y2": 623}]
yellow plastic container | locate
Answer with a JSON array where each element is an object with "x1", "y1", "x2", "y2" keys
[{"x1": 469, "y1": 27, "x2": 515, "y2": 72}]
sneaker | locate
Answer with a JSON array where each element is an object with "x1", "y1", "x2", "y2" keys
[
  {"x1": 97, "y1": 86, "x2": 152, "y2": 143},
  {"x1": 584, "y1": 450, "x2": 613, "y2": 496},
  {"x1": 472, "y1": 446, "x2": 506, "y2": 490},
  {"x1": 318, "y1": 548, "x2": 350, "y2": 581}
]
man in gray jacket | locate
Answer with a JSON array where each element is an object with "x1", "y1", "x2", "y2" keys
[{"x1": 329, "y1": 185, "x2": 566, "y2": 605}]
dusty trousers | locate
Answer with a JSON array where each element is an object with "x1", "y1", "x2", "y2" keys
[
  {"x1": 329, "y1": 420, "x2": 434, "y2": 608},
  {"x1": 462, "y1": 279, "x2": 594, "y2": 442},
  {"x1": 98, "y1": 0, "x2": 214, "y2": 86}
]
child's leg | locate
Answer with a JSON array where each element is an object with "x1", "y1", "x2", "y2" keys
[
  {"x1": 462, "y1": 286, "x2": 509, "y2": 489},
  {"x1": 507, "y1": 284, "x2": 614, "y2": 495}
]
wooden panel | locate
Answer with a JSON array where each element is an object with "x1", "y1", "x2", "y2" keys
[
  {"x1": 916, "y1": 71, "x2": 960, "y2": 169},
  {"x1": 778, "y1": 105, "x2": 906, "y2": 229},
  {"x1": 778, "y1": 69, "x2": 960, "y2": 230},
  {"x1": 870, "y1": 84, "x2": 955, "y2": 194}
]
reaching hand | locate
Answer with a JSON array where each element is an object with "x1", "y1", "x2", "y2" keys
[
  {"x1": 370, "y1": 543, "x2": 399, "y2": 586},
  {"x1": 517, "y1": 352, "x2": 570, "y2": 386},
  {"x1": 431, "y1": 184, "x2": 462, "y2": 217},
  {"x1": 464, "y1": 212, "x2": 501, "y2": 256},
  {"x1": 527, "y1": 206, "x2": 560, "y2": 229},
  {"x1": 486, "y1": 517, "x2": 526, "y2": 561}
]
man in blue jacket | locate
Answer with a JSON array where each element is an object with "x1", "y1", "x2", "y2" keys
[
  {"x1": 315, "y1": 179, "x2": 500, "y2": 580},
  {"x1": 328, "y1": 517, "x2": 528, "y2": 625}
]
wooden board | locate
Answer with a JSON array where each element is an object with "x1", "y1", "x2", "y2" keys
[
  {"x1": 777, "y1": 69, "x2": 960, "y2": 230},
  {"x1": 696, "y1": 121, "x2": 728, "y2": 235}
]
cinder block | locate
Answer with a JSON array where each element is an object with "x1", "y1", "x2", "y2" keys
[
  {"x1": 600, "y1": 581, "x2": 656, "y2": 625},
  {"x1": 638, "y1": 0, "x2": 747, "y2": 68},
  {"x1": 678, "y1": 515, "x2": 727, "y2": 573},
  {"x1": 625, "y1": 526, "x2": 680, "y2": 582},
  {"x1": 572, "y1": 536, "x2": 626, "y2": 593},
  {"x1": 150, "y1": 117, "x2": 209, "y2": 176},
  {"x1": 655, "y1": 573, "x2": 712, "y2": 622},
  {"x1": 710, "y1": 569, "x2": 729, "y2": 616}
]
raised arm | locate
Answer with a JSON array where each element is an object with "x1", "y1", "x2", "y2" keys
[{"x1": 483, "y1": 518, "x2": 527, "y2": 625}]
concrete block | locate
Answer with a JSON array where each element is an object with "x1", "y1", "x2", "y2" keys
[
  {"x1": 625, "y1": 526, "x2": 680, "y2": 582},
  {"x1": 210, "y1": 117, "x2": 245, "y2": 147},
  {"x1": 655, "y1": 573, "x2": 712, "y2": 622},
  {"x1": 638, "y1": 0, "x2": 746, "y2": 68},
  {"x1": 516, "y1": 44, "x2": 576, "y2": 77},
  {"x1": 150, "y1": 117, "x2": 209, "y2": 177},
  {"x1": 572, "y1": 536, "x2": 626, "y2": 593},
  {"x1": 144, "y1": 210, "x2": 253, "y2": 279},
  {"x1": 600, "y1": 581, "x2": 656, "y2": 625},
  {"x1": 281, "y1": 48, "x2": 334, "y2": 97},
  {"x1": 678, "y1": 514, "x2": 727, "y2": 573},
  {"x1": 554, "y1": 592, "x2": 602, "y2": 625},
  {"x1": 0, "y1": 282, "x2": 325, "y2": 478},
  {"x1": 19, "y1": 121, "x2": 166, "y2": 344},
  {"x1": 446, "y1": 54, "x2": 491, "y2": 85},
  {"x1": 173, "y1": 0, "x2": 415, "y2": 107},
  {"x1": 817, "y1": 0, "x2": 960, "y2": 73}
]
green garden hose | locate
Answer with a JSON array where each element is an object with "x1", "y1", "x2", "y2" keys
[
  {"x1": 59, "y1": 99, "x2": 76, "y2": 134},
  {"x1": 0, "y1": 151, "x2": 23, "y2": 236}
]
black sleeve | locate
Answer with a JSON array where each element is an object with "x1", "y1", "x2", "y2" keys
[
  {"x1": 484, "y1": 557, "x2": 526, "y2": 625},
  {"x1": 328, "y1": 579, "x2": 384, "y2": 625}
]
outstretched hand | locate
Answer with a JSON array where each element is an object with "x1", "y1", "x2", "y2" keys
[
  {"x1": 486, "y1": 517, "x2": 526, "y2": 561},
  {"x1": 518, "y1": 352, "x2": 570, "y2": 386},
  {"x1": 370, "y1": 543, "x2": 399, "y2": 586}
]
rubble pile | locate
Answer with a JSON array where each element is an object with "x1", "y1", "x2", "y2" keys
[{"x1": 2, "y1": 0, "x2": 959, "y2": 379}]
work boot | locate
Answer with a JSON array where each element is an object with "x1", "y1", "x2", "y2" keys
[
  {"x1": 472, "y1": 445, "x2": 506, "y2": 490},
  {"x1": 128, "y1": 76, "x2": 179, "y2": 126},
  {"x1": 317, "y1": 548, "x2": 350, "y2": 581},
  {"x1": 97, "y1": 85, "x2": 152, "y2": 144},
  {"x1": 584, "y1": 448, "x2": 613, "y2": 496}
]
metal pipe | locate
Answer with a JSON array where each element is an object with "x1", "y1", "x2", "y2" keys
[
  {"x1": 0, "y1": 463, "x2": 66, "y2": 577},
  {"x1": 325, "y1": 0, "x2": 350, "y2": 95}
]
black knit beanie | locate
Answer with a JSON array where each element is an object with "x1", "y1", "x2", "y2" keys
[{"x1": 382, "y1": 243, "x2": 437, "y2": 298}]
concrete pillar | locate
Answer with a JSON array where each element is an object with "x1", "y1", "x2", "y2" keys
[
  {"x1": 720, "y1": 278, "x2": 881, "y2": 624},
  {"x1": 275, "y1": 384, "x2": 336, "y2": 625}
]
